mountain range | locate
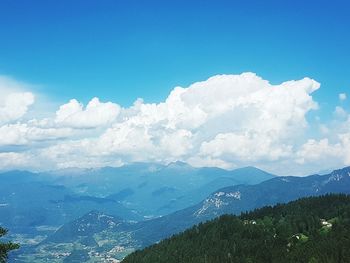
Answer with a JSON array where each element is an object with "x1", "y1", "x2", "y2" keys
[
  {"x1": 1, "y1": 163, "x2": 273, "y2": 262},
  {"x1": 11, "y1": 166, "x2": 350, "y2": 262},
  {"x1": 44, "y1": 162, "x2": 274, "y2": 216}
]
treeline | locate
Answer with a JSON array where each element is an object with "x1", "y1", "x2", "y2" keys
[
  {"x1": 123, "y1": 194, "x2": 350, "y2": 263},
  {"x1": 0, "y1": 227, "x2": 19, "y2": 263}
]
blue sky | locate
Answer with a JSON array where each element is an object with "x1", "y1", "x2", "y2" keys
[
  {"x1": 0, "y1": 0, "x2": 349, "y2": 174},
  {"x1": 0, "y1": 0, "x2": 349, "y2": 109}
]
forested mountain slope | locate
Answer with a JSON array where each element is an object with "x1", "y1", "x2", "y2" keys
[
  {"x1": 123, "y1": 194, "x2": 350, "y2": 263},
  {"x1": 31, "y1": 167, "x2": 350, "y2": 262}
]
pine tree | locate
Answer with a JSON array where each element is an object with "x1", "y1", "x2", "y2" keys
[{"x1": 0, "y1": 227, "x2": 19, "y2": 263}]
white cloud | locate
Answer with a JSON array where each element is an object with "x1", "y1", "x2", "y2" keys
[
  {"x1": 1, "y1": 72, "x2": 350, "y2": 175},
  {"x1": 334, "y1": 106, "x2": 347, "y2": 118},
  {"x1": 199, "y1": 132, "x2": 293, "y2": 163},
  {"x1": 295, "y1": 134, "x2": 350, "y2": 173},
  {"x1": 69, "y1": 73, "x2": 319, "y2": 172},
  {"x1": 55, "y1": 97, "x2": 121, "y2": 128},
  {"x1": 296, "y1": 138, "x2": 342, "y2": 164},
  {"x1": 0, "y1": 152, "x2": 32, "y2": 170},
  {"x1": 339, "y1": 93, "x2": 347, "y2": 101},
  {"x1": 187, "y1": 156, "x2": 233, "y2": 170},
  {"x1": 0, "y1": 76, "x2": 35, "y2": 124},
  {"x1": 0, "y1": 123, "x2": 73, "y2": 146}
]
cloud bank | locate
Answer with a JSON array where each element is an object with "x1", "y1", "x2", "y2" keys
[{"x1": 0, "y1": 72, "x2": 349, "y2": 175}]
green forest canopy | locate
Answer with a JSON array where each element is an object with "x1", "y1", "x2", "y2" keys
[{"x1": 123, "y1": 194, "x2": 350, "y2": 263}]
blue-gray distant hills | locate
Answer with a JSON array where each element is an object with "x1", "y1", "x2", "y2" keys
[
  {"x1": 29, "y1": 166, "x2": 350, "y2": 263},
  {"x1": 43, "y1": 162, "x2": 275, "y2": 216},
  {"x1": 2, "y1": 163, "x2": 274, "y2": 262},
  {"x1": 116, "y1": 166, "x2": 350, "y2": 247},
  {"x1": 0, "y1": 172, "x2": 141, "y2": 231},
  {"x1": 0, "y1": 163, "x2": 274, "y2": 231}
]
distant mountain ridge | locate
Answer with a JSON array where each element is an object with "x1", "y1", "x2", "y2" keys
[
  {"x1": 41, "y1": 163, "x2": 275, "y2": 216},
  {"x1": 30, "y1": 166, "x2": 350, "y2": 262},
  {"x1": 44, "y1": 210, "x2": 123, "y2": 245},
  {"x1": 191, "y1": 166, "x2": 350, "y2": 221},
  {"x1": 3, "y1": 163, "x2": 275, "y2": 262}
]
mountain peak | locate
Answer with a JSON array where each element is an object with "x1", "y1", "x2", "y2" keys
[
  {"x1": 234, "y1": 166, "x2": 274, "y2": 175},
  {"x1": 165, "y1": 161, "x2": 193, "y2": 169},
  {"x1": 331, "y1": 166, "x2": 350, "y2": 175}
]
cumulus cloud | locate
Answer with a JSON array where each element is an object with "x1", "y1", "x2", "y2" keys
[
  {"x1": 296, "y1": 133, "x2": 350, "y2": 172},
  {"x1": 0, "y1": 76, "x2": 35, "y2": 124},
  {"x1": 1, "y1": 72, "x2": 350, "y2": 175},
  {"x1": 297, "y1": 139, "x2": 342, "y2": 165},
  {"x1": 198, "y1": 133, "x2": 293, "y2": 163},
  {"x1": 55, "y1": 97, "x2": 121, "y2": 128},
  {"x1": 61, "y1": 72, "x2": 319, "y2": 173}
]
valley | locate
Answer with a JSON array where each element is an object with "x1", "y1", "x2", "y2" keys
[{"x1": 3, "y1": 165, "x2": 350, "y2": 262}]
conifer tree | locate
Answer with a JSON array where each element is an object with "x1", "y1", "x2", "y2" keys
[{"x1": 0, "y1": 227, "x2": 19, "y2": 263}]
